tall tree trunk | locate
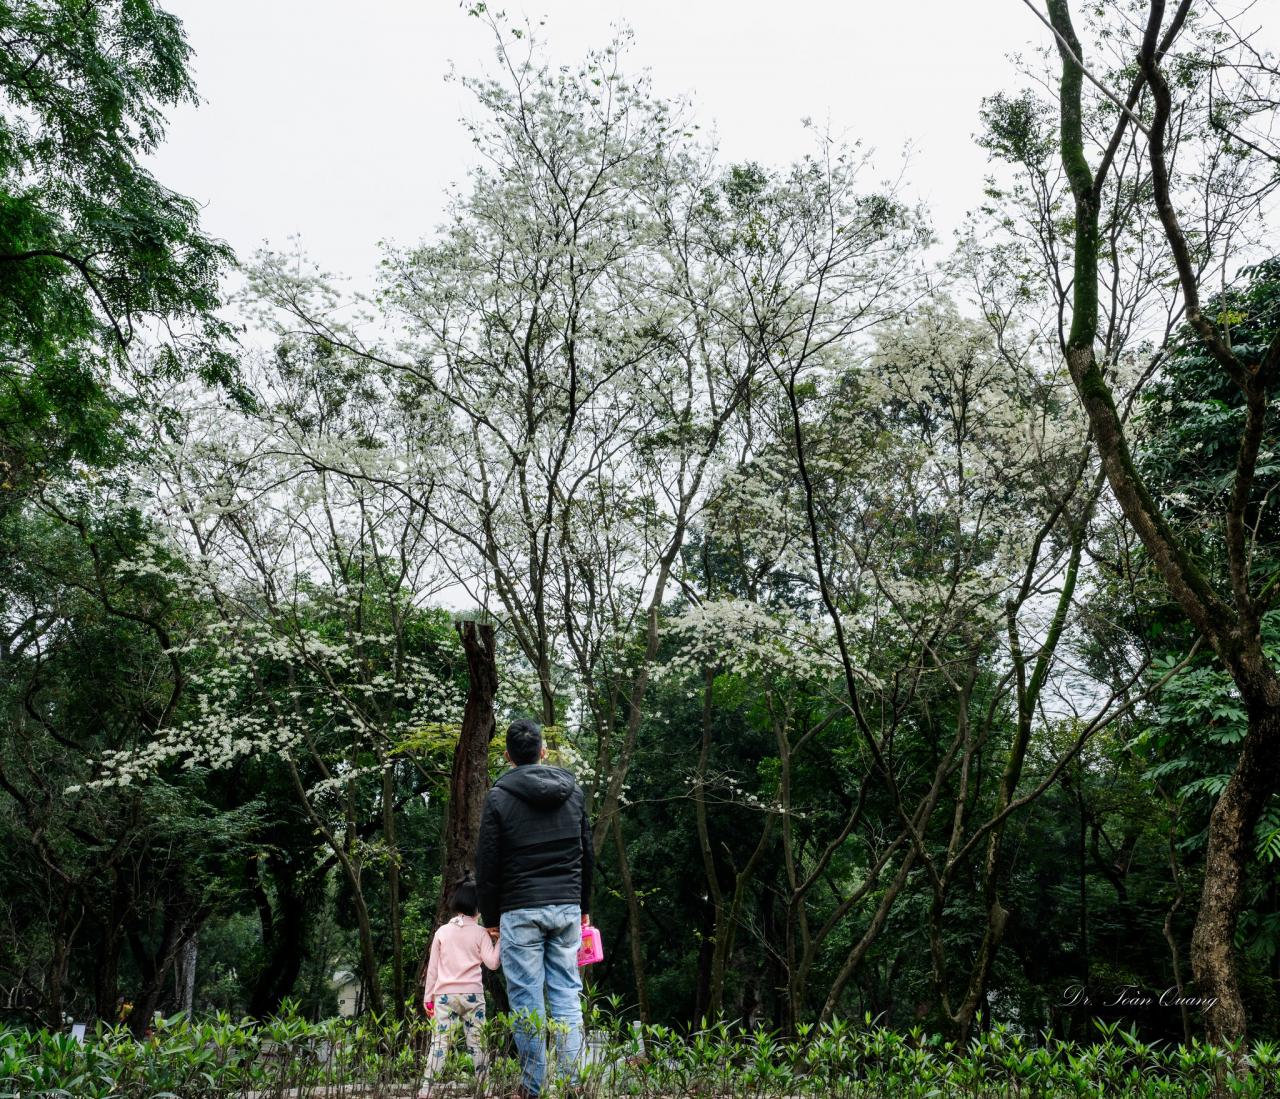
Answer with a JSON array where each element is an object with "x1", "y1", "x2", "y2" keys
[
  {"x1": 1189, "y1": 705, "x2": 1280, "y2": 1042},
  {"x1": 693, "y1": 665, "x2": 728, "y2": 1020},
  {"x1": 174, "y1": 934, "x2": 197, "y2": 1015},
  {"x1": 46, "y1": 895, "x2": 73, "y2": 1026},
  {"x1": 1155, "y1": 786, "x2": 1192, "y2": 1044},
  {"x1": 381, "y1": 762, "x2": 405, "y2": 1018},
  {"x1": 93, "y1": 929, "x2": 122, "y2": 1023},
  {"x1": 436, "y1": 620, "x2": 498, "y2": 928},
  {"x1": 93, "y1": 870, "x2": 132, "y2": 1021},
  {"x1": 1078, "y1": 779, "x2": 1090, "y2": 987},
  {"x1": 129, "y1": 912, "x2": 182, "y2": 1034},
  {"x1": 612, "y1": 814, "x2": 651, "y2": 1026},
  {"x1": 282, "y1": 755, "x2": 386, "y2": 1017},
  {"x1": 248, "y1": 861, "x2": 311, "y2": 1017},
  {"x1": 694, "y1": 932, "x2": 714, "y2": 1024},
  {"x1": 761, "y1": 891, "x2": 786, "y2": 1032},
  {"x1": 348, "y1": 887, "x2": 385, "y2": 1017},
  {"x1": 820, "y1": 846, "x2": 918, "y2": 1023}
]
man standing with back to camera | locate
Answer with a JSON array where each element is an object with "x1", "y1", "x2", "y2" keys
[{"x1": 475, "y1": 718, "x2": 594, "y2": 1099}]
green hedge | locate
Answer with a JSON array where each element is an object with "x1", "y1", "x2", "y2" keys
[{"x1": 2, "y1": 1007, "x2": 1277, "y2": 1097}]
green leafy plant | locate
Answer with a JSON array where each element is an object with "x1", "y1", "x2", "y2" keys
[{"x1": 20, "y1": 1004, "x2": 1267, "y2": 1099}]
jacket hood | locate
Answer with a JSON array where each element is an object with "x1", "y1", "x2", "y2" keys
[{"x1": 495, "y1": 764, "x2": 577, "y2": 808}]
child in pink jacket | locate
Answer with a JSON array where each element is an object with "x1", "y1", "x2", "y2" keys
[{"x1": 418, "y1": 881, "x2": 500, "y2": 1096}]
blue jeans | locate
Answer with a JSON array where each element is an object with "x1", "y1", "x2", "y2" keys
[{"x1": 499, "y1": 903, "x2": 584, "y2": 1095}]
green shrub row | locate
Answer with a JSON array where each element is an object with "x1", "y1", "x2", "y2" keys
[{"x1": 2, "y1": 1005, "x2": 1278, "y2": 1097}]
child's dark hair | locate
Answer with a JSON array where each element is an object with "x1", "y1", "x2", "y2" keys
[{"x1": 451, "y1": 880, "x2": 478, "y2": 917}]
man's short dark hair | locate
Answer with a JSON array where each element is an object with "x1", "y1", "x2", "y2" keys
[
  {"x1": 451, "y1": 880, "x2": 478, "y2": 917},
  {"x1": 506, "y1": 718, "x2": 543, "y2": 766}
]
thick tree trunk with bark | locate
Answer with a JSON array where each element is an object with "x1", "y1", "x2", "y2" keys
[
  {"x1": 92, "y1": 870, "x2": 133, "y2": 1021},
  {"x1": 128, "y1": 903, "x2": 208, "y2": 1034},
  {"x1": 348, "y1": 881, "x2": 385, "y2": 1017},
  {"x1": 46, "y1": 893, "x2": 74, "y2": 1026},
  {"x1": 436, "y1": 620, "x2": 498, "y2": 927},
  {"x1": 1190, "y1": 700, "x2": 1280, "y2": 1041},
  {"x1": 247, "y1": 860, "x2": 310, "y2": 1017},
  {"x1": 128, "y1": 916, "x2": 178, "y2": 1034},
  {"x1": 174, "y1": 934, "x2": 197, "y2": 1015}
]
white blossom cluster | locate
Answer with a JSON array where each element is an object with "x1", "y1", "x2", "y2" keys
[{"x1": 661, "y1": 598, "x2": 849, "y2": 685}]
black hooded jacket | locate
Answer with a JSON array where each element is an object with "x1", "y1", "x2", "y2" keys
[{"x1": 474, "y1": 764, "x2": 593, "y2": 928}]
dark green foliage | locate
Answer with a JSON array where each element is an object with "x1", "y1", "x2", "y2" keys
[
  {"x1": 0, "y1": 0, "x2": 235, "y2": 511},
  {"x1": 1101, "y1": 258, "x2": 1280, "y2": 1035},
  {"x1": 2, "y1": 1008, "x2": 1278, "y2": 1097},
  {"x1": 0, "y1": 497, "x2": 260, "y2": 1026},
  {"x1": 978, "y1": 90, "x2": 1057, "y2": 167},
  {"x1": 1139, "y1": 258, "x2": 1280, "y2": 573}
]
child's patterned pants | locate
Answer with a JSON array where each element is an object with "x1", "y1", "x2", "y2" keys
[{"x1": 421, "y1": 992, "x2": 487, "y2": 1086}]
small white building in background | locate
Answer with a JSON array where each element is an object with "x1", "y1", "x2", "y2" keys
[{"x1": 331, "y1": 969, "x2": 362, "y2": 1017}]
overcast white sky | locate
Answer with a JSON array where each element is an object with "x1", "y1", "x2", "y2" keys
[
  {"x1": 148, "y1": 1, "x2": 1278, "y2": 284},
  {"x1": 146, "y1": 0, "x2": 1062, "y2": 281}
]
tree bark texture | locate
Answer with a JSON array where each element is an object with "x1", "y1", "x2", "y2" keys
[
  {"x1": 175, "y1": 934, "x2": 197, "y2": 1016},
  {"x1": 436, "y1": 620, "x2": 498, "y2": 927}
]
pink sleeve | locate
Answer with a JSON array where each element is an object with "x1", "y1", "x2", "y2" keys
[
  {"x1": 423, "y1": 934, "x2": 441, "y2": 1001},
  {"x1": 480, "y1": 927, "x2": 501, "y2": 971}
]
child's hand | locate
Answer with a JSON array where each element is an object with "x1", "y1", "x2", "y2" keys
[{"x1": 486, "y1": 926, "x2": 500, "y2": 941}]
